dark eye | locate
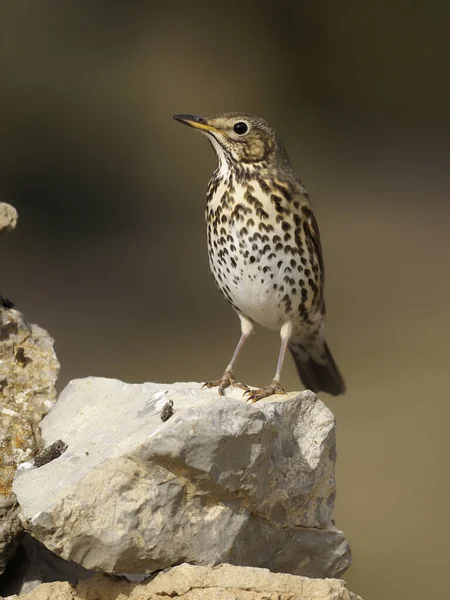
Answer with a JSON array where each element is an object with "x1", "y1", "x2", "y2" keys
[{"x1": 233, "y1": 122, "x2": 248, "y2": 135}]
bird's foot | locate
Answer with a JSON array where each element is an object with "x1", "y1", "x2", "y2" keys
[
  {"x1": 202, "y1": 370, "x2": 249, "y2": 396},
  {"x1": 244, "y1": 380, "x2": 286, "y2": 404}
]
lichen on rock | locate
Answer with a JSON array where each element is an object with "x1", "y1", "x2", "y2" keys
[{"x1": 0, "y1": 303, "x2": 59, "y2": 573}]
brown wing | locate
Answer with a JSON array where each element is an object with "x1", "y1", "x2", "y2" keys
[
  {"x1": 308, "y1": 211, "x2": 324, "y2": 280},
  {"x1": 301, "y1": 205, "x2": 326, "y2": 314}
]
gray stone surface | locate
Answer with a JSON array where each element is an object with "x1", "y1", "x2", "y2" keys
[
  {"x1": 14, "y1": 378, "x2": 351, "y2": 577},
  {"x1": 0, "y1": 306, "x2": 59, "y2": 574},
  {"x1": 4, "y1": 563, "x2": 363, "y2": 600},
  {"x1": 0, "y1": 203, "x2": 18, "y2": 233}
]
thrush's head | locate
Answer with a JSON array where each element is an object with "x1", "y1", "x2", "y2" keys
[{"x1": 173, "y1": 112, "x2": 291, "y2": 171}]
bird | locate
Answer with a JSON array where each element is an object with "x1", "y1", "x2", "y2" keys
[{"x1": 173, "y1": 112, "x2": 345, "y2": 402}]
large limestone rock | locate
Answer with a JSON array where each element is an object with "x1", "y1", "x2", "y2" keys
[
  {"x1": 0, "y1": 304, "x2": 59, "y2": 574},
  {"x1": 4, "y1": 563, "x2": 363, "y2": 599},
  {"x1": 14, "y1": 378, "x2": 351, "y2": 577}
]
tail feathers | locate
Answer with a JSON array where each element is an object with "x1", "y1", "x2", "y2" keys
[{"x1": 289, "y1": 342, "x2": 346, "y2": 396}]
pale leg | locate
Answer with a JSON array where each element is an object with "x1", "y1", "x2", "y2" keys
[
  {"x1": 203, "y1": 315, "x2": 254, "y2": 395},
  {"x1": 245, "y1": 321, "x2": 293, "y2": 403}
]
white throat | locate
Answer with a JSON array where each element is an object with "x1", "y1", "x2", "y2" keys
[{"x1": 205, "y1": 133, "x2": 231, "y2": 179}]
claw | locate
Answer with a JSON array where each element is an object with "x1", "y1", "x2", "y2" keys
[
  {"x1": 234, "y1": 382, "x2": 250, "y2": 392},
  {"x1": 202, "y1": 381, "x2": 218, "y2": 389},
  {"x1": 202, "y1": 370, "x2": 249, "y2": 397},
  {"x1": 245, "y1": 381, "x2": 286, "y2": 404}
]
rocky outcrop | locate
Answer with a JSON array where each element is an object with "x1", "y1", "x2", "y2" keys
[
  {"x1": 4, "y1": 563, "x2": 362, "y2": 600},
  {"x1": 13, "y1": 378, "x2": 351, "y2": 578},
  {"x1": 1, "y1": 204, "x2": 358, "y2": 596},
  {"x1": 0, "y1": 303, "x2": 59, "y2": 574}
]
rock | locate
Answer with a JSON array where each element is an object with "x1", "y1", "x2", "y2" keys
[
  {"x1": 4, "y1": 563, "x2": 363, "y2": 599},
  {"x1": 0, "y1": 305, "x2": 59, "y2": 574},
  {"x1": 0, "y1": 534, "x2": 93, "y2": 596},
  {"x1": 0, "y1": 496, "x2": 22, "y2": 577},
  {"x1": 13, "y1": 378, "x2": 351, "y2": 577},
  {"x1": 0, "y1": 203, "x2": 18, "y2": 233}
]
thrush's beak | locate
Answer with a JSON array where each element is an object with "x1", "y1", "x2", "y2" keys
[{"x1": 172, "y1": 114, "x2": 221, "y2": 134}]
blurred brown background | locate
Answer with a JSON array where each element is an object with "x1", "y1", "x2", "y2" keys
[{"x1": 1, "y1": 1, "x2": 449, "y2": 598}]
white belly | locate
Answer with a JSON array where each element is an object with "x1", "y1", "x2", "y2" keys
[
  {"x1": 226, "y1": 272, "x2": 286, "y2": 330},
  {"x1": 209, "y1": 221, "x2": 298, "y2": 331}
]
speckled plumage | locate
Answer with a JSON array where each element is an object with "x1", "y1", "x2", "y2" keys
[{"x1": 173, "y1": 112, "x2": 345, "y2": 401}]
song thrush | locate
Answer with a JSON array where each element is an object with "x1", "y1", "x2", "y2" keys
[{"x1": 173, "y1": 112, "x2": 345, "y2": 402}]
